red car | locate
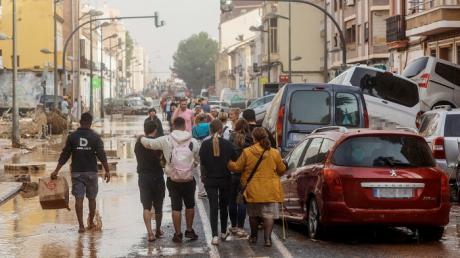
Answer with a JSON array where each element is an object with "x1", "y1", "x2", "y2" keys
[{"x1": 281, "y1": 127, "x2": 451, "y2": 240}]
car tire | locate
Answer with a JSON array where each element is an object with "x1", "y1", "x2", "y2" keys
[
  {"x1": 307, "y1": 197, "x2": 323, "y2": 239},
  {"x1": 417, "y1": 226, "x2": 444, "y2": 242}
]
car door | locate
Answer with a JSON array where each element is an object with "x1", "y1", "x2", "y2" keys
[
  {"x1": 281, "y1": 139, "x2": 310, "y2": 216},
  {"x1": 289, "y1": 138, "x2": 323, "y2": 217}
]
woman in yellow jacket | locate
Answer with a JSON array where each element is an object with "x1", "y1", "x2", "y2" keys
[{"x1": 228, "y1": 127, "x2": 286, "y2": 247}]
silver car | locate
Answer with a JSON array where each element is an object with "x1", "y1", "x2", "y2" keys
[
  {"x1": 418, "y1": 106, "x2": 460, "y2": 191},
  {"x1": 246, "y1": 94, "x2": 275, "y2": 123},
  {"x1": 403, "y1": 56, "x2": 460, "y2": 112}
]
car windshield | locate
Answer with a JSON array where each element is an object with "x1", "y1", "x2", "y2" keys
[
  {"x1": 289, "y1": 91, "x2": 330, "y2": 124},
  {"x1": 444, "y1": 114, "x2": 460, "y2": 137},
  {"x1": 402, "y1": 57, "x2": 429, "y2": 78},
  {"x1": 332, "y1": 135, "x2": 435, "y2": 167},
  {"x1": 350, "y1": 67, "x2": 419, "y2": 107}
]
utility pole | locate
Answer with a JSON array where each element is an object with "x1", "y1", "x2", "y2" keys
[
  {"x1": 12, "y1": 0, "x2": 20, "y2": 148},
  {"x1": 109, "y1": 37, "x2": 113, "y2": 100},
  {"x1": 100, "y1": 28, "x2": 104, "y2": 119},
  {"x1": 288, "y1": 2, "x2": 292, "y2": 83},
  {"x1": 267, "y1": 21, "x2": 271, "y2": 83},
  {"x1": 89, "y1": 20, "x2": 94, "y2": 115},
  {"x1": 53, "y1": 0, "x2": 59, "y2": 110}
]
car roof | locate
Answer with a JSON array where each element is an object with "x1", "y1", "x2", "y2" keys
[
  {"x1": 424, "y1": 108, "x2": 460, "y2": 115},
  {"x1": 349, "y1": 65, "x2": 417, "y2": 84},
  {"x1": 308, "y1": 129, "x2": 421, "y2": 141},
  {"x1": 283, "y1": 83, "x2": 363, "y2": 94}
]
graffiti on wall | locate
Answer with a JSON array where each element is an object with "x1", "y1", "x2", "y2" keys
[{"x1": 0, "y1": 71, "x2": 54, "y2": 108}]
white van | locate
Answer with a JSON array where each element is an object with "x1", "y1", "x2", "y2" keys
[
  {"x1": 330, "y1": 65, "x2": 420, "y2": 129},
  {"x1": 402, "y1": 56, "x2": 460, "y2": 112}
]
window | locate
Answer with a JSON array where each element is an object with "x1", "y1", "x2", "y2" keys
[
  {"x1": 457, "y1": 45, "x2": 460, "y2": 65},
  {"x1": 269, "y1": 18, "x2": 278, "y2": 54},
  {"x1": 357, "y1": 24, "x2": 361, "y2": 44},
  {"x1": 0, "y1": 49, "x2": 2, "y2": 57},
  {"x1": 345, "y1": 23, "x2": 356, "y2": 44},
  {"x1": 287, "y1": 140, "x2": 310, "y2": 170},
  {"x1": 435, "y1": 62, "x2": 460, "y2": 86},
  {"x1": 430, "y1": 48, "x2": 436, "y2": 57},
  {"x1": 332, "y1": 136, "x2": 435, "y2": 167},
  {"x1": 333, "y1": 33, "x2": 338, "y2": 47},
  {"x1": 349, "y1": 67, "x2": 419, "y2": 107},
  {"x1": 302, "y1": 138, "x2": 323, "y2": 166},
  {"x1": 335, "y1": 93, "x2": 360, "y2": 127},
  {"x1": 364, "y1": 22, "x2": 369, "y2": 42},
  {"x1": 439, "y1": 46, "x2": 453, "y2": 62},
  {"x1": 444, "y1": 115, "x2": 460, "y2": 137},
  {"x1": 289, "y1": 91, "x2": 331, "y2": 124},
  {"x1": 402, "y1": 57, "x2": 428, "y2": 78},
  {"x1": 334, "y1": 0, "x2": 337, "y2": 12},
  {"x1": 317, "y1": 139, "x2": 335, "y2": 163},
  {"x1": 339, "y1": 0, "x2": 343, "y2": 9},
  {"x1": 419, "y1": 113, "x2": 440, "y2": 137}
]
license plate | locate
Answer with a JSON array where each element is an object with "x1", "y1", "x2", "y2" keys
[{"x1": 373, "y1": 188, "x2": 413, "y2": 199}]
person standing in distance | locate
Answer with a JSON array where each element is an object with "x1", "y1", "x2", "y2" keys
[
  {"x1": 145, "y1": 108, "x2": 164, "y2": 137},
  {"x1": 172, "y1": 99, "x2": 195, "y2": 132},
  {"x1": 51, "y1": 112, "x2": 110, "y2": 233}
]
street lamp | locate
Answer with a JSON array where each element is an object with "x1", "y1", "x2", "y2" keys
[{"x1": 100, "y1": 33, "x2": 117, "y2": 118}]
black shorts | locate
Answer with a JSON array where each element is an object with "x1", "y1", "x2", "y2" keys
[
  {"x1": 166, "y1": 178, "x2": 196, "y2": 211},
  {"x1": 138, "y1": 173, "x2": 165, "y2": 212}
]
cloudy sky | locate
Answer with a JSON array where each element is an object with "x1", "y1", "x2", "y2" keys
[{"x1": 89, "y1": 0, "x2": 220, "y2": 79}]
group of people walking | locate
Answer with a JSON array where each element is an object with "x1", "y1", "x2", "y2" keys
[
  {"x1": 137, "y1": 98, "x2": 286, "y2": 247},
  {"x1": 52, "y1": 96, "x2": 286, "y2": 248}
]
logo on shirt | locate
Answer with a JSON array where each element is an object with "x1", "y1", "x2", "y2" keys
[
  {"x1": 77, "y1": 137, "x2": 91, "y2": 150},
  {"x1": 80, "y1": 138, "x2": 88, "y2": 147}
]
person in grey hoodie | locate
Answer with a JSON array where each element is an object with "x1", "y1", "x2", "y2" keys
[{"x1": 141, "y1": 117, "x2": 200, "y2": 243}]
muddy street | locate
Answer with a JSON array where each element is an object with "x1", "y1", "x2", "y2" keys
[{"x1": 0, "y1": 115, "x2": 459, "y2": 258}]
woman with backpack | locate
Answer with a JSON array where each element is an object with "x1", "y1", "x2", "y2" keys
[
  {"x1": 199, "y1": 119, "x2": 237, "y2": 246},
  {"x1": 228, "y1": 119, "x2": 252, "y2": 237},
  {"x1": 228, "y1": 127, "x2": 286, "y2": 247}
]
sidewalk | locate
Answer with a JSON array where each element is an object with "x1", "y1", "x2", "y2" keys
[
  {"x1": 0, "y1": 182, "x2": 22, "y2": 205},
  {"x1": 0, "y1": 135, "x2": 63, "y2": 162}
]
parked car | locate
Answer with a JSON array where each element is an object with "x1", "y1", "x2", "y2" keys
[
  {"x1": 246, "y1": 94, "x2": 275, "y2": 124},
  {"x1": 330, "y1": 65, "x2": 420, "y2": 129},
  {"x1": 220, "y1": 88, "x2": 246, "y2": 109},
  {"x1": 105, "y1": 99, "x2": 149, "y2": 115},
  {"x1": 281, "y1": 127, "x2": 451, "y2": 240},
  {"x1": 209, "y1": 100, "x2": 230, "y2": 113},
  {"x1": 418, "y1": 106, "x2": 460, "y2": 199},
  {"x1": 262, "y1": 83, "x2": 368, "y2": 156},
  {"x1": 402, "y1": 56, "x2": 460, "y2": 111},
  {"x1": 200, "y1": 88, "x2": 209, "y2": 98},
  {"x1": 39, "y1": 95, "x2": 64, "y2": 110}
]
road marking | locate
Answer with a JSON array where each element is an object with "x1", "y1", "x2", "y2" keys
[
  {"x1": 196, "y1": 195, "x2": 220, "y2": 258},
  {"x1": 272, "y1": 231, "x2": 294, "y2": 258}
]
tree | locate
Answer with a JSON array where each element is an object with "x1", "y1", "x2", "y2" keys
[
  {"x1": 172, "y1": 32, "x2": 218, "y2": 94},
  {"x1": 125, "y1": 31, "x2": 134, "y2": 75}
]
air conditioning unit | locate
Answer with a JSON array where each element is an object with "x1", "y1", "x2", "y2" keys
[{"x1": 346, "y1": 0, "x2": 355, "y2": 6}]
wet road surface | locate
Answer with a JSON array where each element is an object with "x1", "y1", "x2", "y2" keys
[{"x1": 0, "y1": 115, "x2": 459, "y2": 258}]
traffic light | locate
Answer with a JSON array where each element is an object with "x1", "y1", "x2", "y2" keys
[
  {"x1": 154, "y1": 12, "x2": 165, "y2": 28},
  {"x1": 220, "y1": 0, "x2": 234, "y2": 12}
]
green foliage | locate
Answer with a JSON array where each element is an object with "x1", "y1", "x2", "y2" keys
[{"x1": 172, "y1": 32, "x2": 218, "y2": 93}]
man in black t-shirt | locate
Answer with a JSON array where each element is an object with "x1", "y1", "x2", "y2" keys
[
  {"x1": 52, "y1": 112, "x2": 110, "y2": 233},
  {"x1": 135, "y1": 120, "x2": 165, "y2": 242}
]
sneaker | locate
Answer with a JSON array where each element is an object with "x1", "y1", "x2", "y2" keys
[
  {"x1": 172, "y1": 233, "x2": 183, "y2": 243},
  {"x1": 211, "y1": 236, "x2": 220, "y2": 245},
  {"x1": 236, "y1": 228, "x2": 248, "y2": 238},
  {"x1": 220, "y1": 231, "x2": 230, "y2": 241},
  {"x1": 229, "y1": 227, "x2": 238, "y2": 235},
  {"x1": 185, "y1": 229, "x2": 199, "y2": 240}
]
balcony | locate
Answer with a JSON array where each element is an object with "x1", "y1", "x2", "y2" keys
[
  {"x1": 406, "y1": 0, "x2": 460, "y2": 36},
  {"x1": 386, "y1": 15, "x2": 408, "y2": 49}
]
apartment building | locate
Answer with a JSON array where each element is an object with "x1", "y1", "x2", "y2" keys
[
  {"x1": 0, "y1": 0, "x2": 65, "y2": 107},
  {"x1": 327, "y1": 0, "x2": 390, "y2": 78},
  {"x1": 387, "y1": 0, "x2": 460, "y2": 73}
]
